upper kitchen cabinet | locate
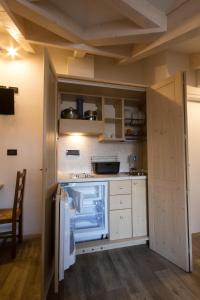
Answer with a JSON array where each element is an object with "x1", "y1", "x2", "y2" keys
[
  {"x1": 57, "y1": 76, "x2": 146, "y2": 141},
  {"x1": 59, "y1": 93, "x2": 104, "y2": 136},
  {"x1": 58, "y1": 81, "x2": 104, "y2": 136}
]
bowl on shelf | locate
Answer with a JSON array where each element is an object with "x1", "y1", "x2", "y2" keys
[{"x1": 84, "y1": 110, "x2": 97, "y2": 120}]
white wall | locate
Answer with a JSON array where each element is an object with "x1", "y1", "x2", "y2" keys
[
  {"x1": 48, "y1": 48, "x2": 145, "y2": 84},
  {"x1": 0, "y1": 45, "x2": 194, "y2": 236},
  {"x1": 187, "y1": 101, "x2": 200, "y2": 233},
  {"x1": 58, "y1": 136, "x2": 143, "y2": 175},
  {"x1": 0, "y1": 50, "x2": 43, "y2": 235},
  {"x1": 94, "y1": 56, "x2": 144, "y2": 84},
  {"x1": 143, "y1": 51, "x2": 190, "y2": 85}
]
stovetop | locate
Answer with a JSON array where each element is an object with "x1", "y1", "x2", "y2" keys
[
  {"x1": 71, "y1": 173, "x2": 94, "y2": 179},
  {"x1": 128, "y1": 169, "x2": 147, "y2": 176}
]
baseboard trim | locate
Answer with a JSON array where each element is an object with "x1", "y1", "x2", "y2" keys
[{"x1": 76, "y1": 236, "x2": 149, "y2": 255}]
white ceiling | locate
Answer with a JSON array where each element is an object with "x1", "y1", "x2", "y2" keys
[
  {"x1": 48, "y1": 0, "x2": 188, "y2": 28},
  {"x1": 1, "y1": 0, "x2": 200, "y2": 62},
  {"x1": 149, "y1": 0, "x2": 187, "y2": 14},
  {"x1": 49, "y1": 0, "x2": 125, "y2": 28},
  {"x1": 171, "y1": 35, "x2": 200, "y2": 54}
]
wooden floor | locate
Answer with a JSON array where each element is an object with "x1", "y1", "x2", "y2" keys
[
  {"x1": 1, "y1": 235, "x2": 200, "y2": 300},
  {"x1": 48, "y1": 234, "x2": 200, "y2": 300},
  {"x1": 0, "y1": 238, "x2": 41, "y2": 300}
]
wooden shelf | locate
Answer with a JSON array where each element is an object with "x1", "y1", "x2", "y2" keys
[
  {"x1": 59, "y1": 119, "x2": 104, "y2": 136},
  {"x1": 104, "y1": 117, "x2": 122, "y2": 122},
  {"x1": 99, "y1": 136, "x2": 124, "y2": 143},
  {"x1": 58, "y1": 90, "x2": 147, "y2": 143},
  {"x1": 125, "y1": 136, "x2": 147, "y2": 142}
]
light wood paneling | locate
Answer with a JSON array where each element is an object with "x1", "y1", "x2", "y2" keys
[
  {"x1": 147, "y1": 73, "x2": 190, "y2": 271},
  {"x1": 41, "y1": 49, "x2": 58, "y2": 300},
  {"x1": 59, "y1": 119, "x2": 104, "y2": 136}
]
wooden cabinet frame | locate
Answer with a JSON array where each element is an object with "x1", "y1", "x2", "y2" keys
[{"x1": 42, "y1": 57, "x2": 192, "y2": 297}]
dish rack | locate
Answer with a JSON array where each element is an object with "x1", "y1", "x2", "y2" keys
[{"x1": 91, "y1": 155, "x2": 119, "y2": 163}]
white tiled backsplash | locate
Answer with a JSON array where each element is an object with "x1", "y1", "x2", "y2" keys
[{"x1": 58, "y1": 136, "x2": 142, "y2": 174}]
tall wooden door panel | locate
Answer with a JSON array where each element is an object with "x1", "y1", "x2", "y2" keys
[
  {"x1": 147, "y1": 73, "x2": 190, "y2": 271},
  {"x1": 41, "y1": 49, "x2": 57, "y2": 300}
]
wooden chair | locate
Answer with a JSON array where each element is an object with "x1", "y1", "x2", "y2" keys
[{"x1": 0, "y1": 169, "x2": 27, "y2": 258}]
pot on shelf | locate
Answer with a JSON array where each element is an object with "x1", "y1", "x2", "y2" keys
[
  {"x1": 84, "y1": 110, "x2": 97, "y2": 120},
  {"x1": 61, "y1": 107, "x2": 78, "y2": 119}
]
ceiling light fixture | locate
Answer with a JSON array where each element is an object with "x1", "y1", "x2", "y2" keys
[{"x1": 7, "y1": 47, "x2": 18, "y2": 58}]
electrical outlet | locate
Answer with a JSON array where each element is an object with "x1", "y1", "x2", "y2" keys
[
  {"x1": 7, "y1": 149, "x2": 17, "y2": 156},
  {"x1": 66, "y1": 150, "x2": 80, "y2": 156}
]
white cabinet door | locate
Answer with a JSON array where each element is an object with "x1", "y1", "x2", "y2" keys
[
  {"x1": 55, "y1": 186, "x2": 66, "y2": 292},
  {"x1": 110, "y1": 194, "x2": 131, "y2": 210},
  {"x1": 109, "y1": 209, "x2": 132, "y2": 240},
  {"x1": 110, "y1": 180, "x2": 131, "y2": 195},
  {"x1": 132, "y1": 180, "x2": 147, "y2": 237}
]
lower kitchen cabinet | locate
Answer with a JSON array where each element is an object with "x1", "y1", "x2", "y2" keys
[
  {"x1": 110, "y1": 194, "x2": 131, "y2": 210},
  {"x1": 132, "y1": 179, "x2": 147, "y2": 237},
  {"x1": 109, "y1": 209, "x2": 132, "y2": 240},
  {"x1": 109, "y1": 179, "x2": 147, "y2": 241},
  {"x1": 110, "y1": 180, "x2": 131, "y2": 195}
]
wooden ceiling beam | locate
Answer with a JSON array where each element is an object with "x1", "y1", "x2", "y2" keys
[
  {"x1": 73, "y1": 49, "x2": 87, "y2": 59},
  {"x1": 190, "y1": 53, "x2": 200, "y2": 70},
  {"x1": 84, "y1": 20, "x2": 165, "y2": 46},
  {"x1": 0, "y1": 0, "x2": 35, "y2": 53},
  {"x1": 26, "y1": 36, "x2": 128, "y2": 60},
  {"x1": 8, "y1": 0, "x2": 83, "y2": 43},
  {"x1": 7, "y1": 0, "x2": 167, "y2": 49},
  {"x1": 23, "y1": 20, "x2": 130, "y2": 59},
  {"x1": 120, "y1": 12, "x2": 200, "y2": 64},
  {"x1": 105, "y1": 0, "x2": 167, "y2": 29}
]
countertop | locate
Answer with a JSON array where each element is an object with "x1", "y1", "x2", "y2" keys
[{"x1": 58, "y1": 172, "x2": 147, "y2": 183}]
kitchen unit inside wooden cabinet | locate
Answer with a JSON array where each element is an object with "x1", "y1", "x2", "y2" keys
[
  {"x1": 56, "y1": 73, "x2": 189, "y2": 261},
  {"x1": 43, "y1": 51, "x2": 191, "y2": 297}
]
